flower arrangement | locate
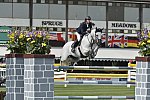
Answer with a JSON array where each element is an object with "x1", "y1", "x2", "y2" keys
[
  {"x1": 137, "y1": 28, "x2": 150, "y2": 56},
  {"x1": 7, "y1": 30, "x2": 51, "y2": 54}
]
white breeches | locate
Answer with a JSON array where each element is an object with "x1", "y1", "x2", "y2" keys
[{"x1": 75, "y1": 32, "x2": 80, "y2": 41}]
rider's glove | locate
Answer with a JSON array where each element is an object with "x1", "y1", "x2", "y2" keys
[{"x1": 86, "y1": 29, "x2": 91, "y2": 33}]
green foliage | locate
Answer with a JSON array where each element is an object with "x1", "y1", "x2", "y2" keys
[
  {"x1": 7, "y1": 30, "x2": 51, "y2": 54},
  {"x1": 137, "y1": 28, "x2": 150, "y2": 56}
]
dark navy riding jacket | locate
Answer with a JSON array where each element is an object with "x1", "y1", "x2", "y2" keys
[{"x1": 76, "y1": 22, "x2": 95, "y2": 36}]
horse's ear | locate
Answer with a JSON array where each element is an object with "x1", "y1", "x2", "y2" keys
[
  {"x1": 95, "y1": 27, "x2": 98, "y2": 32},
  {"x1": 96, "y1": 28, "x2": 103, "y2": 33}
]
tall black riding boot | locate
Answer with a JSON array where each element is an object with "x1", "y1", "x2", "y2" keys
[
  {"x1": 71, "y1": 40, "x2": 79, "y2": 53},
  {"x1": 78, "y1": 37, "x2": 83, "y2": 46}
]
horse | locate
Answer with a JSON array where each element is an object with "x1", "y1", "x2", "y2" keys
[{"x1": 60, "y1": 28, "x2": 103, "y2": 66}]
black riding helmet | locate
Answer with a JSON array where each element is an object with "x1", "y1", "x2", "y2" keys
[{"x1": 85, "y1": 16, "x2": 91, "y2": 20}]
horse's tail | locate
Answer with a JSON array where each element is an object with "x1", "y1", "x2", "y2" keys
[
  {"x1": 60, "y1": 42, "x2": 69, "y2": 66},
  {"x1": 60, "y1": 41, "x2": 74, "y2": 66},
  {"x1": 60, "y1": 56, "x2": 66, "y2": 66}
]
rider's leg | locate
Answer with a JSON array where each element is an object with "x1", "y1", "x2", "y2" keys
[
  {"x1": 71, "y1": 40, "x2": 79, "y2": 53},
  {"x1": 72, "y1": 35, "x2": 83, "y2": 48},
  {"x1": 71, "y1": 32, "x2": 81, "y2": 53},
  {"x1": 78, "y1": 35, "x2": 83, "y2": 46}
]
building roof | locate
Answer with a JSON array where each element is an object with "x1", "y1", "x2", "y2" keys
[{"x1": 83, "y1": 0, "x2": 150, "y2": 3}]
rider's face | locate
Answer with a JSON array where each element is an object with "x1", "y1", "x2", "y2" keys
[{"x1": 86, "y1": 19, "x2": 91, "y2": 24}]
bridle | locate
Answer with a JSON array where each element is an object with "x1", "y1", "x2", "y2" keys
[
  {"x1": 86, "y1": 29, "x2": 101, "y2": 47},
  {"x1": 84, "y1": 29, "x2": 101, "y2": 58}
]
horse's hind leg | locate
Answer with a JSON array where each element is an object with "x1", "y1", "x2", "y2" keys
[
  {"x1": 73, "y1": 62, "x2": 78, "y2": 66},
  {"x1": 60, "y1": 61, "x2": 66, "y2": 66},
  {"x1": 61, "y1": 60, "x2": 70, "y2": 66}
]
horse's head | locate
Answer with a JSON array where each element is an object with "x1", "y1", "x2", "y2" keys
[
  {"x1": 90, "y1": 27, "x2": 103, "y2": 39},
  {"x1": 90, "y1": 27, "x2": 103, "y2": 46}
]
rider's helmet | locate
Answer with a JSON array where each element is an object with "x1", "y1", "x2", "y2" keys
[{"x1": 85, "y1": 16, "x2": 91, "y2": 20}]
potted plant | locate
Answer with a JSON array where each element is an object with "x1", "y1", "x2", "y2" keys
[
  {"x1": 7, "y1": 30, "x2": 51, "y2": 54},
  {"x1": 135, "y1": 27, "x2": 150, "y2": 100},
  {"x1": 5, "y1": 30, "x2": 55, "y2": 100},
  {"x1": 137, "y1": 28, "x2": 150, "y2": 56}
]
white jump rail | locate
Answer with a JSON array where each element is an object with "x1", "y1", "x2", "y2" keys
[
  {"x1": 54, "y1": 96, "x2": 135, "y2": 99},
  {"x1": 54, "y1": 66, "x2": 135, "y2": 70}
]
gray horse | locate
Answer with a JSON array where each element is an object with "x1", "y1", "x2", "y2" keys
[{"x1": 60, "y1": 28, "x2": 103, "y2": 66}]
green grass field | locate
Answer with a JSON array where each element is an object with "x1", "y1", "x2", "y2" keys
[
  {"x1": 0, "y1": 85, "x2": 135, "y2": 100},
  {"x1": 0, "y1": 85, "x2": 135, "y2": 96},
  {"x1": 54, "y1": 85, "x2": 135, "y2": 96}
]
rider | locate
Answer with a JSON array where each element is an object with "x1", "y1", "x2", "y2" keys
[{"x1": 71, "y1": 16, "x2": 95, "y2": 53}]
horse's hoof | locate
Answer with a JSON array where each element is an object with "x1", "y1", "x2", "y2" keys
[{"x1": 73, "y1": 62, "x2": 78, "y2": 66}]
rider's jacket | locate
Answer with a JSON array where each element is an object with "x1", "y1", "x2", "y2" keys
[{"x1": 76, "y1": 22, "x2": 95, "y2": 37}]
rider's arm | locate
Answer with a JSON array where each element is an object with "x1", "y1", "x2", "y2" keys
[
  {"x1": 89, "y1": 22, "x2": 95, "y2": 29},
  {"x1": 80, "y1": 23, "x2": 87, "y2": 35}
]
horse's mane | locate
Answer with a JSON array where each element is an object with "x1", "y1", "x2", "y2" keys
[{"x1": 88, "y1": 28, "x2": 96, "y2": 35}]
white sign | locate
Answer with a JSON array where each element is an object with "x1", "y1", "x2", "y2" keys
[
  {"x1": 108, "y1": 21, "x2": 140, "y2": 30},
  {"x1": 69, "y1": 20, "x2": 106, "y2": 29},
  {"x1": 33, "y1": 19, "x2": 106, "y2": 28},
  {"x1": 33, "y1": 19, "x2": 66, "y2": 27},
  {"x1": 42, "y1": 21, "x2": 63, "y2": 26}
]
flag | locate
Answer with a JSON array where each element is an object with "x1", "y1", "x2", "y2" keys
[
  {"x1": 57, "y1": 33, "x2": 65, "y2": 41},
  {"x1": 101, "y1": 33, "x2": 138, "y2": 48},
  {"x1": 101, "y1": 33, "x2": 106, "y2": 43},
  {"x1": 126, "y1": 36, "x2": 138, "y2": 48},
  {"x1": 49, "y1": 32, "x2": 77, "y2": 42},
  {"x1": 49, "y1": 32, "x2": 58, "y2": 40},
  {"x1": 108, "y1": 34, "x2": 127, "y2": 48}
]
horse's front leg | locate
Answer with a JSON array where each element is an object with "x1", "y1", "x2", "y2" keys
[{"x1": 91, "y1": 46, "x2": 99, "y2": 58}]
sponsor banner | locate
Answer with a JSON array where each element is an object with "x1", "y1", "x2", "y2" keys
[
  {"x1": 33, "y1": 19, "x2": 66, "y2": 27},
  {"x1": 42, "y1": 21, "x2": 63, "y2": 27},
  {"x1": 33, "y1": 19, "x2": 106, "y2": 28},
  {"x1": 108, "y1": 21, "x2": 140, "y2": 30}
]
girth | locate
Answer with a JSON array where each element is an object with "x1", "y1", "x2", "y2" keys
[{"x1": 78, "y1": 47, "x2": 88, "y2": 58}]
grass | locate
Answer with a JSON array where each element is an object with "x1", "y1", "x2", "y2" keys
[
  {"x1": 54, "y1": 85, "x2": 135, "y2": 96},
  {"x1": 0, "y1": 85, "x2": 135, "y2": 100},
  {"x1": 0, "y1": 85, "x2": 135, "y2": 96}
]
